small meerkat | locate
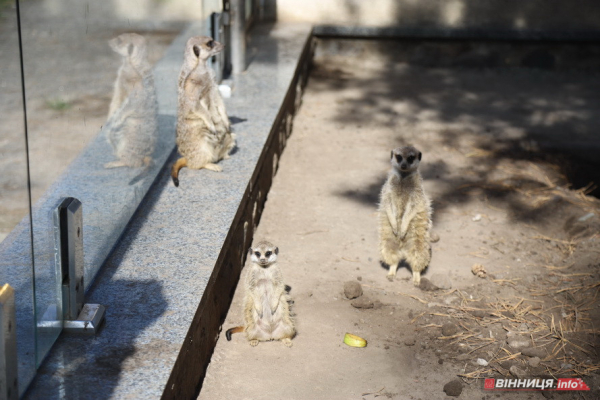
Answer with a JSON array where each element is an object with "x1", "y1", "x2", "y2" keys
[
  {"x1": 378, "y1": 145, "x2": 432, "y2": 286},
  {"x1": 104, "y1": 33, "x2": 157, "y2": 169},
  {"x1": 171, "y1": 36, "x2": 236, "y2": 187},
  {"x1": 226, "y1": 241, "x2": 296, "y2": 347}
]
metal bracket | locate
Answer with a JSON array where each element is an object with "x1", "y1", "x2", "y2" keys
[
  {"x1": 53, "y1": 198, "x2": 105, "y2": 335},
  {"x1": 0, "y1": 284, "x2": 18, "y2": 400}
]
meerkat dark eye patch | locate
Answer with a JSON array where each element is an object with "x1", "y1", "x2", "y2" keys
[
  {"x1": 395, "y1": 154, "x2": 403, "y2": 163},
  {"x1": 193, "y1": 45, "x2": 200, "y2": 57},
  {"x1": 407, "y1": 155, "x2": 415, "y2": 163},
  {"x1": 265, "y1": 251, "x2": 272, "y2": 257},
  {"x1": 254, "y1": 251, "x2": 261, "y2": 257},
  {"x1": 207, "y1": 40, "x2": 214, "y2": 48}
]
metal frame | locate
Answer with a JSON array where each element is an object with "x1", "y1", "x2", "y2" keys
[{"x1": 0, "y1": 284, "x2": 18, "y2": 400}]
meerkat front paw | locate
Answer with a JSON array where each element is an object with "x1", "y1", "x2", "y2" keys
[
  {"x1": 282, "y1": 338, "x2": 293, "y2": 347},
  {"x1": 249, "y1": 340, "x2": 259, "y2": 347},
  {"x1": 386, "y1": 274, "x2": 395, "y2": 282}
]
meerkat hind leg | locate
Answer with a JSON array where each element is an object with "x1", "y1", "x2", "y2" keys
[
  {"x1": 204, "y1": 163, "x2": 222, "y2": 172},
  {"x1": 387, "y1": 263, "x2": 399, "y2": 281},
  {"x1": 249, "y1": 340, "x2": 259, "y2": 347},
  {"x1": 381, "y1": 238, "x2": 401, "y2": 281},
  {"x1": 412, "y1": 270, "x2": 421, "y2": 286},
  {"x1": 281, "y1": 338, "x2": 293, "y2": 347}
]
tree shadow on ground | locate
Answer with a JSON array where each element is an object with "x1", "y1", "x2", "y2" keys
[{"x1": 316, "y1": 38, "x2": 600, "y2": 227}]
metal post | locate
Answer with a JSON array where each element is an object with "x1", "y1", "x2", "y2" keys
[
  {"x1": 52, "y1": 198, "x2": 105, "y2": 335},
  {"x1": 230, "y1": 0, "x2": 246, "y2": 75},
  {"x1": 0, "y1": 284, "x2": 18, "y2": 400},
  {"x1": 54, "y1": 198, "x2": 84, "y2": 320}
]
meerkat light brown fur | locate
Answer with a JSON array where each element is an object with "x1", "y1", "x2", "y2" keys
[
  {"x1": 104, "y1": 33, "x2": 157, "y2": 168},
  {"x1": 171, "y1": 36, "x2": 236, "y2": 186},
  {"x1": 378, "y1": 145, "x2": 432, "y2": 286},
  {"x1": 226, "y1": 241, "x2": 296, "y2": 347}
]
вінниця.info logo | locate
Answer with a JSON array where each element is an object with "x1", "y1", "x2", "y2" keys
[{"x1": 484, "y1": 378, "x2": 590, "y2": 391}]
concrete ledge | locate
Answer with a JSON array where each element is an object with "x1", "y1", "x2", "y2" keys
[{"x1": 23, "y1": 23, "x2": 313, "y2": 399}]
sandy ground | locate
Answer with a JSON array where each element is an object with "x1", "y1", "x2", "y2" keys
[{"x1": 200, "y1": 39, "x2": 600, "y2": 399}]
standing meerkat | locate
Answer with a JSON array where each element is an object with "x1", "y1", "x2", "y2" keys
[
  {"x1": 226, "y1": 241, "x2": 296, "y2": 347},
  {"x1": 171, "y1": 36, "x2": 236, "y2": 187},
  {"x1": 378, "y1": 145, "x2": 432, "y2": 286},
  {"x1": 104, "y1": 33, "x2": 157, "y2": 168}
]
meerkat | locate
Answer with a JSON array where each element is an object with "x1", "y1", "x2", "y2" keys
[
  {"x1": 104, "y1": 33, "x2": 157, "y2": 169},
  {"x1": 378, "y1": 145, "x2": 432, "y2": 286},
  {"x1": 171, "y1": 36, "x2": 236, "y2": 187},
  {"x1": 226, "y1": 241, "x2": 296, "y2": 347}
]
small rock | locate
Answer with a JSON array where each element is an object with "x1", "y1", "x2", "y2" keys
[
  {"x1": 528, "y1": 357, "x2": 541, "y2": 367},
  {"x1": 541, "y1": 391, "x2": 554, "y2": 399},
  {"x1": 476, "y1": 358, "x2": 489, "y2": 366},
  {"x1": 429, "y1": 273, "x2": 452, "y2": 290},
  {"x1": 518, "y1": 323, "x2": 529, "y2": 332},
  {"x1": 350, "y1": 296, "x2": 374, "y2": 309},
  {"x1": 344, "y1": 281, "x2": 363, "y2": 299},
  {"x1": 470, "y1": 308, "x2": 487, "y2": 318},
  {"x1": 509, "y1": 365, "x2": 527, "y2": 379},
  {"x1": 472, "y1": 214, "x2": 482, "y2": 222},
  {"x1": 357, "y1": 276, "x2": 362, "y2": 281},
  {"x1": 443, "y1": 379, "x2": 463, "y2": 397},
  {"x1": 384, "y1": 345, "x2": 390, "y2": 350},
  {"x1": 455, "y1": 354, "x2": 470, "y2": 361},
  {"x1": 521, "y1": 347, "x2": 546, "y2": 358},
  {"x1": 419, "y1": 277, "x2": 439, "y2": 291},
  {"x1": 471, "y1": 264, "x2": 487, "y2": 278},
  {"x1": 561, "y1": 363, "x2": 573, "y2": 370},
  {"x1": 500, "y1": 361, "x2": 514, "y2": 370},
  {"x1": 404, "y1": 338, "x2": 416, "y2": 346},
  {"x1": 442, "y1": 322, "x2": 459, "y2": 337},
  {"x1": 508, "y1": 336, "x2": 531, "y2": 350},
  {"x1": 430, "y1": 231, "x2": 440, "y2": 243},
  {"x1": 438, "y1": 358, "x2": 444, "y2": 365}
]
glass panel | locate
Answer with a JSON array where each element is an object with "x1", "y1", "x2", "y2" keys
[
  {"x1": 0, "y1": 1, "x2": 36, "y2": 395},
  {"x1": 15, "y1": 0, "x2": 206, "y2": 367}
]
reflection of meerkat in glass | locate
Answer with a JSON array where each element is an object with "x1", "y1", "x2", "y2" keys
[
  {"x1": 171, "y1": 36, "x2": 236, "y2": 187},
  {"x1": 226, "y1": 241, "x2": 296, "y2": 347},
  {"x1": 378, "y1": 145, "x2": 432, "y2": 286},
  {"x1": 105, "y1": 33, "x2": 157, "y2": 168}
]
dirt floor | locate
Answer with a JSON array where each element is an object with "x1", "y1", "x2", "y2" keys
[{"x1": 199, "y1": 39, "x2": 600, "y2": 399}]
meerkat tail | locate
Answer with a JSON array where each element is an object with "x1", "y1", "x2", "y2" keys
[
  {"x1": 225, "y1": 326, "x2": 244, "y2": 341},
  {"x1": 171, "y1": 157, "x2": 187, "y2": 187}
]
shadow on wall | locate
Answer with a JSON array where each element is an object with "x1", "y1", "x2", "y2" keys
[
  {"x1": 315, "y1": 39, "x2": 600, "y2": 228},
  {"x1": 303, "y1": 0, "x2": 600, "y2": 32}
]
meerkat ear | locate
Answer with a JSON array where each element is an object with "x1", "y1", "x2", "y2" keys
[
  {"x1": 248, "y1": 247, "x2": 252, "y2": 255},
  {"x1": 274, "y1": 247, "x2": 279, "y2": 255},
  {"x1": 127, "y1": 44, "x2": 134, "y2": 56},
  {"x1": 390, "y1": 150, "x2": 394, "y2": 159},
  {"x1": 193, "y1": 45, "x2": 200, "y2": 57},
  {"x1": 418, "y1": 152, "x2": 422, "y2": 160}
]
